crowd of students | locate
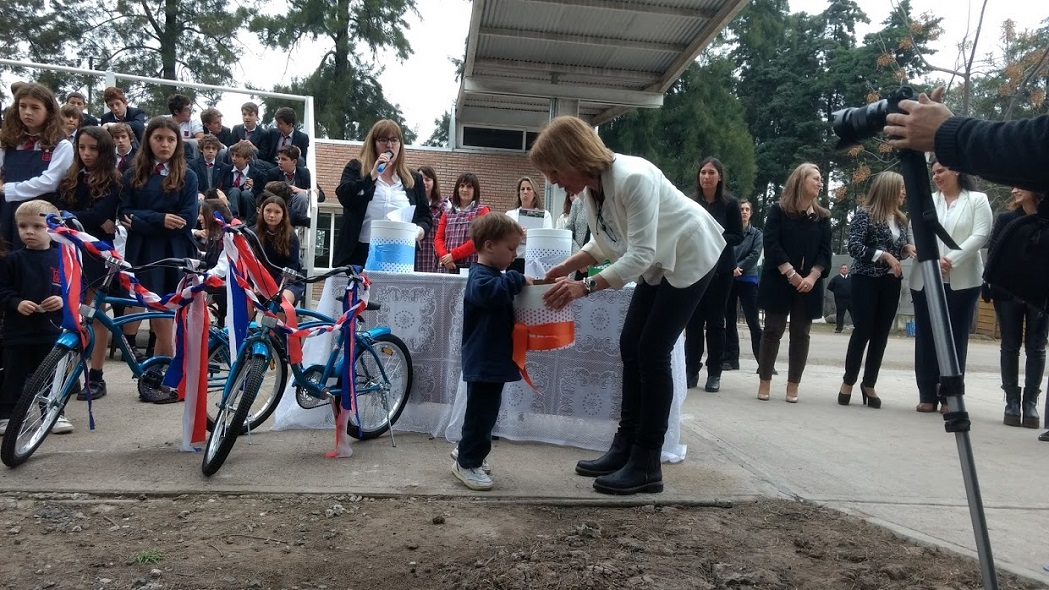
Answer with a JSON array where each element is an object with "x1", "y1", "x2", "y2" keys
[{"x1": 0, "y1": 81, "x2": 319, "y2": 429}]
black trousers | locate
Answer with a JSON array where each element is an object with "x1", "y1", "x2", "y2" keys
[
  {"x1": 834, "y1": 296, "x2": 851, "y2": 331},
  {"x1": 993, "y1": 298, "x2": 1048, "y2": 392},
  {"x1": 0, "y1": 342, "x2": 56, "y2": 418},
  {"x1": 458, "y1": 381, "x2": 505, "y2": 469},
  {"x1": 757, "y1": 292, "x2": 812, "y2": 383},
  {"x1": 842, "y1": 274, "x2": 902, "y2": 388},
  {"x1": 911, "y1": 285, "x2": 979, "y2": 404},
  {"x1": 724, "y1": 280, "x2": 760, "y2": 365},
  {"x1": 620, "y1": 272, "x2": 712, "y2": 450},
  {"x1": 684, "y1": 270, "x2": 732, "y2": 378}
]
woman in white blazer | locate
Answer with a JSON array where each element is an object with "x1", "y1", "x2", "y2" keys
[
  {"x1": 910, "y1": 158, "x2": 992, "y2": 413},
  {"x1": 531, "y1": 116, "x2": 726, "y2": 496}
]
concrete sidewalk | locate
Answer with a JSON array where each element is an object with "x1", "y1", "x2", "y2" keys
[{"x1": 1, "y1": 328, "x2": 1047, "y2": 585}]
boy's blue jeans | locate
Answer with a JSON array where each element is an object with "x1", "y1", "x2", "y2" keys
[{"x1": 458, "y1": 381, "x2": 504, "y2": 469}]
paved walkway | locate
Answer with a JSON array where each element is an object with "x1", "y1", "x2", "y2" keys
[{"x1": 2, "y1": 327, "x2": 1047, "y2": 585}]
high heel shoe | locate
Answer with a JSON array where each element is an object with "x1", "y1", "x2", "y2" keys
[
  {"x1": 860, "y1": 385, "x2": 882, "y2": 409},
  {"x1": 837, "y1": 386, "x2": 852, "y2": 406},
  {"x1": 757, "y1": 381, "x2": 771, "y2": 401}
]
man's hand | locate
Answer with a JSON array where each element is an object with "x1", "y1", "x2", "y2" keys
[{"x1": 884, "y1": 86, "x2": 951, "y2": 152}]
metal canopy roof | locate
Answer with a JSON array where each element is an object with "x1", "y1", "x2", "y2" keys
[{"x1": 457, "y1": 0, "x2": 751, "y2": 131}]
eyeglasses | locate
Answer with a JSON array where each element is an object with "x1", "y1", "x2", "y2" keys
[
  {"x1": 376, "y1": 137, "x2": 401, "y2": 145},
  {"x1": 596, "y1": 204, "x2": 620, "y2": 243}
]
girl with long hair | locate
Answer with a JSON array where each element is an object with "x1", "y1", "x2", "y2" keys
[
  {"x1": 253, "y1": 194, "x2": 303, "y2": 305},
  {"x1": 414, "y1": 165, "x2": 449, "y2": 272},
  {"x1": 117, "y1": 117, "x2": 199, "y2": 403}
]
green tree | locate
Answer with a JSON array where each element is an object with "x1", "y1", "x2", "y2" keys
[
  {"x1": 600, "y1": 59, "x2": 756, "y2": 200},
  {"x1": 41, "y1": 0, "x2": 256, "y2": 112},
  {"x1": 250, "y1": 0, "x2": 419, "y2": 140},
  {"x1": 424, "y1": 111, "x2": 451, "y2": 147}
]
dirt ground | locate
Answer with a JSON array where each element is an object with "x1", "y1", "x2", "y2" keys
[{"x1": 0, "y1": 494, "x2": 1042, "y2": 590}]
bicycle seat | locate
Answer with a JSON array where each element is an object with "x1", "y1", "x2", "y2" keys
[{"x1": 333, "y1": 291, "x2": 381, "y2": 311}]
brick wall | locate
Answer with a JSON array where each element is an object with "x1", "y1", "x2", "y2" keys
[{"x1": 313, "y1": 142, "x2": 555, "y2": 214}]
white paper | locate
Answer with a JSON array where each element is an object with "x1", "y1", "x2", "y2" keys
[
  {"x1": 387, "y1": 205, "x2": 416, "y2": 223},
  {"x1": 517, "y1": 208, "x2": 547, "y2": 231}
]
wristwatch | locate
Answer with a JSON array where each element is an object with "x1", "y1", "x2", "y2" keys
[{"x1": 582, "y1": 277, "x2": 596, "y2": 296}]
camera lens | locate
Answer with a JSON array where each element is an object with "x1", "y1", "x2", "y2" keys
[{"x1": 831, "y1": 100, "x2": 889, "y2": 148}]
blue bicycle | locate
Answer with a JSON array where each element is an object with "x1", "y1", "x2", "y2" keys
[{"x1": 202, "y1": 230, "x2": 412, "y2": 476}]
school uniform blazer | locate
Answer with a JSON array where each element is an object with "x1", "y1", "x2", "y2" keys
[
  {"x1": 264, "y1": 165, "x2": 311, "y2": 191},
  {"x1": 100, "y1": 106, "x2": 148, "y2": 143},
  {"x1": 230, "y1": 124, "x2": 268, "y2": 148},
  {"x1": 580, "y1": 154, "x2": 727, "y2": 290},
  {"x1": 189, "y1": 158, "x2": 232, "y2": 193},
  {"x1": 267, "y1": 129, "x2": 310, "y2": 161},
  {"x1": 908, "y1": 190, "x2": 992, "y2": 292},
  {"x1": 212, "y1": 126, "x2": 236, "y2": 147}
]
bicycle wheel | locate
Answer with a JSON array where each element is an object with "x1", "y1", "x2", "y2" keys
[
  {"x1": 205, "y1": 338, "x2": 287, "y2": 434},
  {"x1": 347, "y1": 334, "x2": 413, "y2": 440},
  {"x1": 202, "y1": 355, "x2": 267, "y2": 476},
  {"x1": 1, "y1": 345, "x2": 81, "y2": 467}
]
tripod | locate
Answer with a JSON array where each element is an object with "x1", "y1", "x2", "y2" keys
[{"x1": 900, "y1": 148, "x2": 998, "y2": 589}]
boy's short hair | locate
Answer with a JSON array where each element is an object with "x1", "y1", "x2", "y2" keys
[
  {"x1": 15, "y1": 199, "x2": 59, "y2": 222},
  {"x1": 103, "y1": 86, "x2": 127, "y2": 104},
  {"x1": 107, "y1": 122, "x2": 133, "y2": 140},
  {"x1": 60, "y1": 103, "x2": 83, "y2": 123},
  {"x1": 200, "y1": 107, "x2": 221, "y2": 125},
  {"x1": 65, "y1": 91, "x2": 86, "y2": 103},
  {"x1": 470, "y1": 213, "x2": 524, "y2": 248},
  {"x1": 240, "y1": 101, "x2": 259, "y2": 116},
  {"x1": 274, "y1": 107, "x2": 296, "y2": 126},
  {"x1": 263, "y1": 180, "x2": 293, "y2": 201},
  {"x1": 198, "y1": 134, "x2": 223, "y2": 151},
  {"x1": 167, "y1": 93, "x2": 191, "y2": 115},
  {"x1": 277, "y1": 145, "x2": 300, "y2": 161},
  {"x1": 228, "y1": 142, "x2": 255, "y2": 159}
]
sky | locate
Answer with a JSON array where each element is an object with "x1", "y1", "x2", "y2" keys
[{"x1": 191, "y1": 0, "x2": 1049, "y2": 144}]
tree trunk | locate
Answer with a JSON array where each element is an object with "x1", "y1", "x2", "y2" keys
[{"x1": 161, "y1": 0, "x2": 178, "y2": 80}]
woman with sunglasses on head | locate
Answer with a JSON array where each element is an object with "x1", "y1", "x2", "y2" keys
[
  {"x1": 333, "y1": 119, "x2": 433, "y2": 267},
  {"x1": 756, "y1": 162, "x2": 832, "y2": 404}
]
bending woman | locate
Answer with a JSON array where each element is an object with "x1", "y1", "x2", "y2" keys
[{"x1": 534, "y1": 116, "x2": 726, "y2": 496}]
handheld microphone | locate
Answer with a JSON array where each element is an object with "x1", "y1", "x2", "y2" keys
[{"x1": 377, "y1": 150, "x2": 394, "y2": 173}]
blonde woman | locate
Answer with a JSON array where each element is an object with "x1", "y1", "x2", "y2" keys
[
  {"x1": 837, "y1": 172, "x2": 915, "y2": 409},
  {"x1": 505, "y1": 176, "x2": 552, "y2": 273},
  {"x1": 332, "y1": 119, "x2": 433, "y2": 267},
  {"x1": 756, "y1": 163, "x2": 832, "y2": 403}
]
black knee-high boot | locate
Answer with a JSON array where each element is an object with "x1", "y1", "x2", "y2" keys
[
  {"x1": 592, "y1": 445, "x2": 663, "y2": 495},
  {"x1": 1022, "y1": 388, "x2": 1041, "y2": 429},
  {"x1": 575, "y1": 432, "x2": 633, "y2": 477}
]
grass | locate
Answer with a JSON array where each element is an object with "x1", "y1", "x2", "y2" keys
[{"x1": 134, "y1": 548, "x2": 165, "y2": 564}]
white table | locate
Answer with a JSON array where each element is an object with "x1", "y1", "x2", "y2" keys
[{"x1": 272, "y1": 271, "x2": 688, "y2": 462}]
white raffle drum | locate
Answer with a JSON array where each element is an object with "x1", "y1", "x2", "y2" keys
[
  {"x1": 524, "y1": 228, "x2": 572, "y2": 278},
  {"x1": 365, "y1": 220, "x2": 417, "y2": 273}
]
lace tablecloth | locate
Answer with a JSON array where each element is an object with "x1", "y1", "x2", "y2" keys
[{"x1": 272, "y1": 272, "x2": 688, "y2": 462}]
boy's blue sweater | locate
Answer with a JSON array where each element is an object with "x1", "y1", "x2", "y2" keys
[{"x1": 461, "y1": 262, "x2": 526, "y2": 383}]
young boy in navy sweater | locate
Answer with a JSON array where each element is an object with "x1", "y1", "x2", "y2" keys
[
  {"x1": 453, "y1": 213, "x2": 531, "y2": 490},
  {"x1": 0, "y1": 200, "x2": 71, "y2": 435}
]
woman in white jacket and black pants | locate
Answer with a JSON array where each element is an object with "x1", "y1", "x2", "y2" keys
[
  {"x1": 910, "y1": 158, "x2": 992, "y2": 413},
  {"x1": 532, "y1": 116, "x2": 726, "y2": 496}
]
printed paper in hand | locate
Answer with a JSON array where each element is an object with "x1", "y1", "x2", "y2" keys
[
  {"x1": 387, "y1": 206, "x2": 416, "y2": 223},
  {"x1": 517, "y1": 208, "x2": 547, "y2": 231}
]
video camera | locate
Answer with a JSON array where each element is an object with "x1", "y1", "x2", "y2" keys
[{"x1": 831, "y1": 87, "x2": 916, "y2": 149}]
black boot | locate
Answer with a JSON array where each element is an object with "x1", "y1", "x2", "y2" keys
[
  {"x1": 1003, "y1": 387, "x2": 1022, "y2": 427},
  {"x1": 575, "y1": 433, "x2": 632, "y2": 477},
  {"x1": 1022, "y1": 388, "x2": 1041, "y2": 429},
  {"x1": 592, "y1": 445, "x2": 663, "y2": 495}
]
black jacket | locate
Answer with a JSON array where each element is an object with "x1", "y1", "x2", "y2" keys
[
  {"x1": 332, "y1": 160, "x2": 433, "y2": 267},
  {"x1": 935, "y1": 115, "x2": 1049, "y2": 193},
  {"x1": 734, "y1": 225, "x2": 763, "y2": 277},
  {"x1": 0, "y1": 247, "x2": 62, "y2": 345},
  {"x1": 100, "y1": 106, "x2": 148, "y2": 144},
  {"x1": 757, "y1": 204, "x2": 832, "y2": 318},
  {"x1": 828, "y1": 274, "x2": 852, "y2": 300},
  {"x1": 692, "y1": 194, "x2": 744, "y2": 275}
]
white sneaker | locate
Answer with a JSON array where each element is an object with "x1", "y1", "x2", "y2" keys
[
  {"x1": 450, "y1": 446, "x2": 491, "y2": 474},
  {"x1": 0, "y1": 419, "x2": 8, "y2": 436},
  {"x1": 453, "y1": 461, "x2": 493, "y2": 491},
  {"x1": 51, "y1": 416, "x2": 74, "y2": 434}
]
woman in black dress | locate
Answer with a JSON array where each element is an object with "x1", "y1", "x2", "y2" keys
[{"x1": 756, "y1": 163, "x2": 832, "y2": 403}]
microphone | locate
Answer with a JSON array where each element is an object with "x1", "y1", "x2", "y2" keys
[{"x1": 377, "y1": 150, "x2": 394, "y2": 173}]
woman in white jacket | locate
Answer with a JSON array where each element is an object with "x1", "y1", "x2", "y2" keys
[
  {"x1": 910, "y1": 158, "x2": 992, "y2": 413},
  {"x1": 533, "y1": 116, "x2": 726, "y2": 496},
  {"x1": 505, "y1": 176, "x2": 552, "y2": 273}
]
